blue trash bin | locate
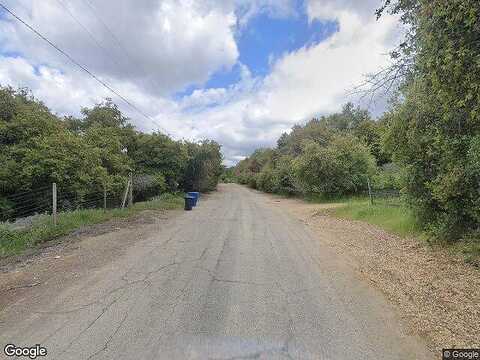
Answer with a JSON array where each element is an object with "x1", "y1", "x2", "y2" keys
[
  {"x1": 187, "y1": 192, "x2": 199, "y2": 206},
  {"x1": 184, "y1": 196, "x2": 194, "y2": 211}
]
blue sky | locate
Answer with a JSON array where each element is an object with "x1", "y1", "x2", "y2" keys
[
  {"x1": 177, "y1": 3, "x2": 339, "y2": 98},
  {"x1": 0, "y1": 0, "x2": 396, "y2": 165}
]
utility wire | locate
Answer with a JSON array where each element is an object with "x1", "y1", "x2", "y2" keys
[
  {"x1": 79, "y1": 0, "x2": 164, "y2": 93},
  {"x1": 55, "y1": 0, "x2": 163, "y2": 101},
  {"x1": 78, "y1": 0, "x2": 174, "y2": 138},
  {"x1": 54, "y1": 0, "x2": 126, "y2": 72},
  {"x1": 0, "y1": 2, "x2": 170, "y2": 135}
]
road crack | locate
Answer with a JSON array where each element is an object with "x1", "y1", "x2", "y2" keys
[{"x1": 86, "y1": 311, "x2": 129, "y2": 360}]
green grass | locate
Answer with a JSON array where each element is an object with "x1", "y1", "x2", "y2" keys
[
  {"x1": 304, "y1": 193, "x2": 366, "y2": 204},
  {"x1": 330, "y1": 198, "x2": 421, "y2": 237},
  {"x1": 329, "y1": 198, "x2": 480, "y2": 267},
  {"x1": 0, "y1": 193, "x2": 183, "y2": 258}
]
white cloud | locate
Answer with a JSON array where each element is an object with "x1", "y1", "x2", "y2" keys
[
  {"x1": 0, "y1": 0, "x2": 239, "y2": 95},
  {"x1": 0, "y1": 0, "x2": 401, "y2": 165},
  {"x1": 234, "y1": 0, "x2": 297, "y2": 26},
  {"x1": 0, "y1": 56, "x2": 109, "y2": 115},
  {"x1": 173, "y1": 1, "x2": 401, "y2": 164},
  {"x1": 306, "y1": 0, "x2": 382, "y2": 22}
]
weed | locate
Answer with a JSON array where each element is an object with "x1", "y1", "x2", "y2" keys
[{"x1": 0, "y1": 193, "x2": 183, "y2": 258}]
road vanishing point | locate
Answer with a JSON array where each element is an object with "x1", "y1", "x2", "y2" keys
[{"x1": 0, "y1": 184, "x2": 431, "y2": 359}]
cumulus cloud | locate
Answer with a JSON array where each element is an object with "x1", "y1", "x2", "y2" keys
[
  {"x1": 0, "y1": 56, "x2": 109, "y2": 115},
  {"x1": 0, "y1": 0, "x2": 239, "y2": 95},
  {"x1": 0, "y1": 0, "x2": 401, "y2": 165},
  {"x1": 306, "y1": 0, "x2": 382, "y2": 21},
  {"x1": 177, "y1": 0, "x2": 401, "y2": 164},
  {"x1": 234, "y1": 0, "x2": 297, "y2": 26}
]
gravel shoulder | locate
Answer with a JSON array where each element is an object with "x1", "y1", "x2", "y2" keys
[{"x1": 261, "y1": 192, "x2": 480, "y2": 353}]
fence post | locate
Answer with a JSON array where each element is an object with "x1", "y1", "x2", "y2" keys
[
  {"x1": 367, "y1": 177, "x2": 374, "y2": 206},
  {"x1": 121, "y1": 179, "x2": 130, "y2": 209},
  {"x1": 103, "y1": 183, "x2": 107, "y2": 212},
  {"x1": 128, "y1": 172, "x2": 133, "y2": 207},
  {"x1": 52, "y1": 182, "x2": 57, "y2": 226}
]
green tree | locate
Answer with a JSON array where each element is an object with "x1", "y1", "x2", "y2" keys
[
  {"x1": 182, "y1": 140, "x2": 223, "y2": 192},
  {"x1": 0, "y1": 86, "x2": 224, "y2": 219},
  {"x1": 132, "y1": 132, "x2": 188, "y2": 191},
  {"x1": 381, "y1": 0, "x2": 480, "y2": 240},
  {"x1": 293, "y1": 136, "x2": 376, "y2": 196}
]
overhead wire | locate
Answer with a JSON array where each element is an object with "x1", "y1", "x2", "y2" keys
[
  {"x1": 78, "y1": 0, "x2": 164, "y2": 91},
  {"x1": 54, "y1": 0, "x2": 127, "y2": 74},
  {"x1": 77, "y1": 0, "x2": 173, "y2": 137},
  {"x1": 0, "y1": 2, "x2": 170, "y2": 136}
]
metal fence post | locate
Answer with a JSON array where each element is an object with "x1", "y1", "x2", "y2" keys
[{"x1": 52, "y1": 182, "x2": 57, "y2": 226}]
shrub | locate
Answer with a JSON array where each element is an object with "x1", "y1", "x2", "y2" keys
[
  {"x1": 247, "y1": 174, "x2": 258, "y2": 189},
  {"x1": 293, "y1": 137, "x2": 376, "y2": 197},
  {"x1": 272, "y1": 155, "x2": 298, "y2": 195},
  {"x1": 256, "y1": 167, "x2": 276, "y2": 193},
  {"x1": 372, "y1": 163, "x2": 404, "y2": 190},
  {"x1": 380, "y1": 0, "x2": 480, "y2": 241},
  {"x1": 133, "y1": 173, "x2": 167, "y2": 201}
]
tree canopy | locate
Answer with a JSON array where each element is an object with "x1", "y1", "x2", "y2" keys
[
  {"x1": 234, "y1": 103, "x2": 385, "y2": 197},
  {"x1": 235, "y1": 0, "x2": 480, "y2": 242},
  {"x1": 0, "y1": 87, "x2": 223, "y2": 220}
]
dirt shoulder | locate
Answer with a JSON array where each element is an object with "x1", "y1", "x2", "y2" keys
[
  {"x1": 264, "y1": 194, "x2": 479, "y2": 353},
  {"x1": 0, "y1": 209, "x2": 182, "y2": 312}
]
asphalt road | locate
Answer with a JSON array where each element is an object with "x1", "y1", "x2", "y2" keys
[{"x1": 0, "y1": 184, "x2": 430, "y2": 359}]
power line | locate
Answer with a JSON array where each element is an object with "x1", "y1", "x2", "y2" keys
[
  {"x1": 79, "y1": 0, "x2": 165, "y2": 97},
  {"x1": 55, "y1": 0, "x2": 124, "y2": 71},
  {"x1": 0, "y1": 2, "x2": 170, "y2": 135},
  {"x1": 80, "y1": 0, "x2": 134, "y2": 62},
  {"x1": 53, "y1": 0, "x2": 171, "y2": 134}
]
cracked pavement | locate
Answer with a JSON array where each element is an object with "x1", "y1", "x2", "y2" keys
[{"x1": 0, "y1": 184, "x2": 431, "y2": 359}]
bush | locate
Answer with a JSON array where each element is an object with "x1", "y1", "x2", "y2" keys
[
  {"x1": 133, "y1": 173, "x2": 167, "y2": 201},
  {"x1": 380, "y1": 0, "x2": 480, "y2": 241},
  {"x1": 247, "y1": 174, "x2": 258, "y2": 189},
  {"x1": 293, "y1": 137, "x2": 376, "y2": 197},
  {"x1": 0, "y1": 197, "x2": 14, "y2": 221},
  {"x1": 272, "y1": 155, "x2": 298, "y2": 195},
  {"x1": 372, "y1": 163, "x2": 404, "y2": 190},
  {"x1": 182, "y1": 140, "x2": 223, "y2": 192},
  {"x1": 256, "y1": 167, "x2": 276, "y2": 193}
]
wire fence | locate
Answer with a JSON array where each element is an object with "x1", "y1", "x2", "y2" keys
[
  {"x1": 368, "y1": 188, "x2": 402, "y2": 206},
  {"x1": 0, "y1": 171, "x2": 178, "y2": 228},
  {"x1": 0, "y1": 178, "x2": 135, "y2": 227}
]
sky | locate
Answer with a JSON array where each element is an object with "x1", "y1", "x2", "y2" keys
[{"x1": 0, "y1": 0, "x2": 401, "y2": 165}]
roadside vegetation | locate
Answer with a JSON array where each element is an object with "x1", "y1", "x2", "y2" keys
[
  {"x1": 0, "y1": 193, "x2": 183, "y2": 258},
  {"x1": 330, "y1": 199, "x2": 420, "y2": 238},
  {"x1": 0, "y1": 88, "x2": 223, "y2": 256},
  {"x1": 0, "y1": 89, "x2": 223, "y2": 222},
  {"x1": 232, "y1": 0, "x2": 480, "y2": 265}
]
